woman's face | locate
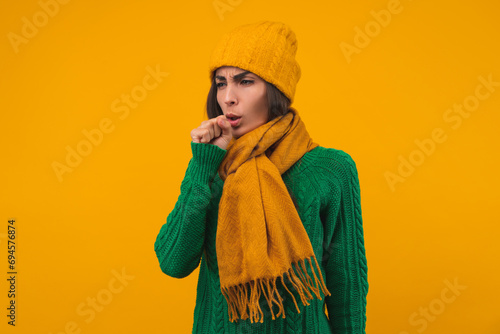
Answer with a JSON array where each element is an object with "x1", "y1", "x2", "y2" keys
[{"x1": 215, "y1": 66, "x2": 268, "y2": 139}]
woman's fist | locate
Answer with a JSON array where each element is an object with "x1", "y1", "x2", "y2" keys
[{"x1": 190, "y1": 115, "x2": 233, "y2": 151}]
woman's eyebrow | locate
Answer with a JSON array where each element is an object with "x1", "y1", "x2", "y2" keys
[{"x1": 215, "y1": 71, "x2": 252, "y2": 82}]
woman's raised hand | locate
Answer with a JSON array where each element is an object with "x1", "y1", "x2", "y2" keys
[{"x1": 190, "y1": 115, "x2": 233, "y2": 151}]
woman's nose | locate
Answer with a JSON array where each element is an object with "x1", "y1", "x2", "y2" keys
[{"x1": 223, "y1": 84, "x2": 237, "y2": 106}]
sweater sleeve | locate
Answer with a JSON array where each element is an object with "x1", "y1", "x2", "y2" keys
[
  {"x1": 154, "y1": 141, "x2": 227, "y2": 279},
  {"x1": 323, "y1": 151, "x2": 369, "y2": 333}
]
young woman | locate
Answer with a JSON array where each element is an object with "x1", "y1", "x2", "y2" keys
[{"x1": 154, "y1": 20, "x2": 369, "y2": 333}]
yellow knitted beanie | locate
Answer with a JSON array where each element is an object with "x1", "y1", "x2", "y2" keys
[{"x1": 208, "y1": 20, "x2": 301, "y2": 104}]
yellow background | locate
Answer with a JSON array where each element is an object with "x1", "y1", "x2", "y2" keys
[{"x1": 1, "y1": 0, "x2": 499, "y2": 333}]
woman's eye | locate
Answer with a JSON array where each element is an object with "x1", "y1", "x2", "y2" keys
[{"x1": 216, "y1": 80, "x2": 252, "y2": 88}]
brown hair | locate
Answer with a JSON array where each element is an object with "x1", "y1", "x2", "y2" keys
[{"x1": 206, "y1": 68, "x2": 293, "y2": 122}]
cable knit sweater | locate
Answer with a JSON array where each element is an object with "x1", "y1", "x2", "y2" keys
[{"x1": 154, "y1": 141, "x2": 369, "y2": 333}]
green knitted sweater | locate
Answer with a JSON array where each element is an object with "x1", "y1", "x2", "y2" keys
[{"x1": 154, "y1": 141, "x2": 368, "y2": 333}]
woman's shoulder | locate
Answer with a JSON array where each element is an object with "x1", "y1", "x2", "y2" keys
[
  {"x1": 293, "y1": 145, "x2": 360, "y2": 209},
  {"x1": 302, "y1": 145, "x2": 358, "y2": 176}
]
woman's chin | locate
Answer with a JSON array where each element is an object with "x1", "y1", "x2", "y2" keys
[{"x1": 232, "y1": 128, "x2": 242, "y2": 139}]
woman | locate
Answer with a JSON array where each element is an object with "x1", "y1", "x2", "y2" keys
[{"x1": 154, "y1": 20, "x2": 369, "y2": 333}]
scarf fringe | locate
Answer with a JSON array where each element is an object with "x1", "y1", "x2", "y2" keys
[{"x1": 220, "y1": 255, "x2": 331, "y2": 323}]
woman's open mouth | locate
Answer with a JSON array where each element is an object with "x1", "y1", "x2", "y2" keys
[{"x1": 227, "y1": 116, "x2": 241, "y2": 127}]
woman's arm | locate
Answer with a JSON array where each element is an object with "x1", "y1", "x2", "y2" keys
[
  {"x1": 323, "y1": 151, "x2": 369, "y2": 333},
  {"x1": 154, "y1": 141, "x2": 226, "y2": 278}
]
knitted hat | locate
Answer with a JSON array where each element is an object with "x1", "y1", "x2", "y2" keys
[{"x1": 208, "y1": 20, "x2": 301, "y2": 104}]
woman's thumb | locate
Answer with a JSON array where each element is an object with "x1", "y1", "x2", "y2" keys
[{"x1": 219, "y1": 117, "x2": 231, "y2": 135}]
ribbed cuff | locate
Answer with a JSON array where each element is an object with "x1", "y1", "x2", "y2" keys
[{"x1": 189, "y1": 141, "x2": 227, "y2": 184}]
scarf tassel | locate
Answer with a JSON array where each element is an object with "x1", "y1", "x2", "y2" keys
[{"x1": 221, "y1": 255, "x2": 331, "y2": 323}]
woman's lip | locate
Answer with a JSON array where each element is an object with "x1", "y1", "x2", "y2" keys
[{"x1": 227, "y1": 116, "x2": 241, "y2": 127}]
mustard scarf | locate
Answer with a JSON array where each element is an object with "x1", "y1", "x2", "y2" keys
[{"x1": 217, "y1": 108, "x2": 331, "y2": 323}]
